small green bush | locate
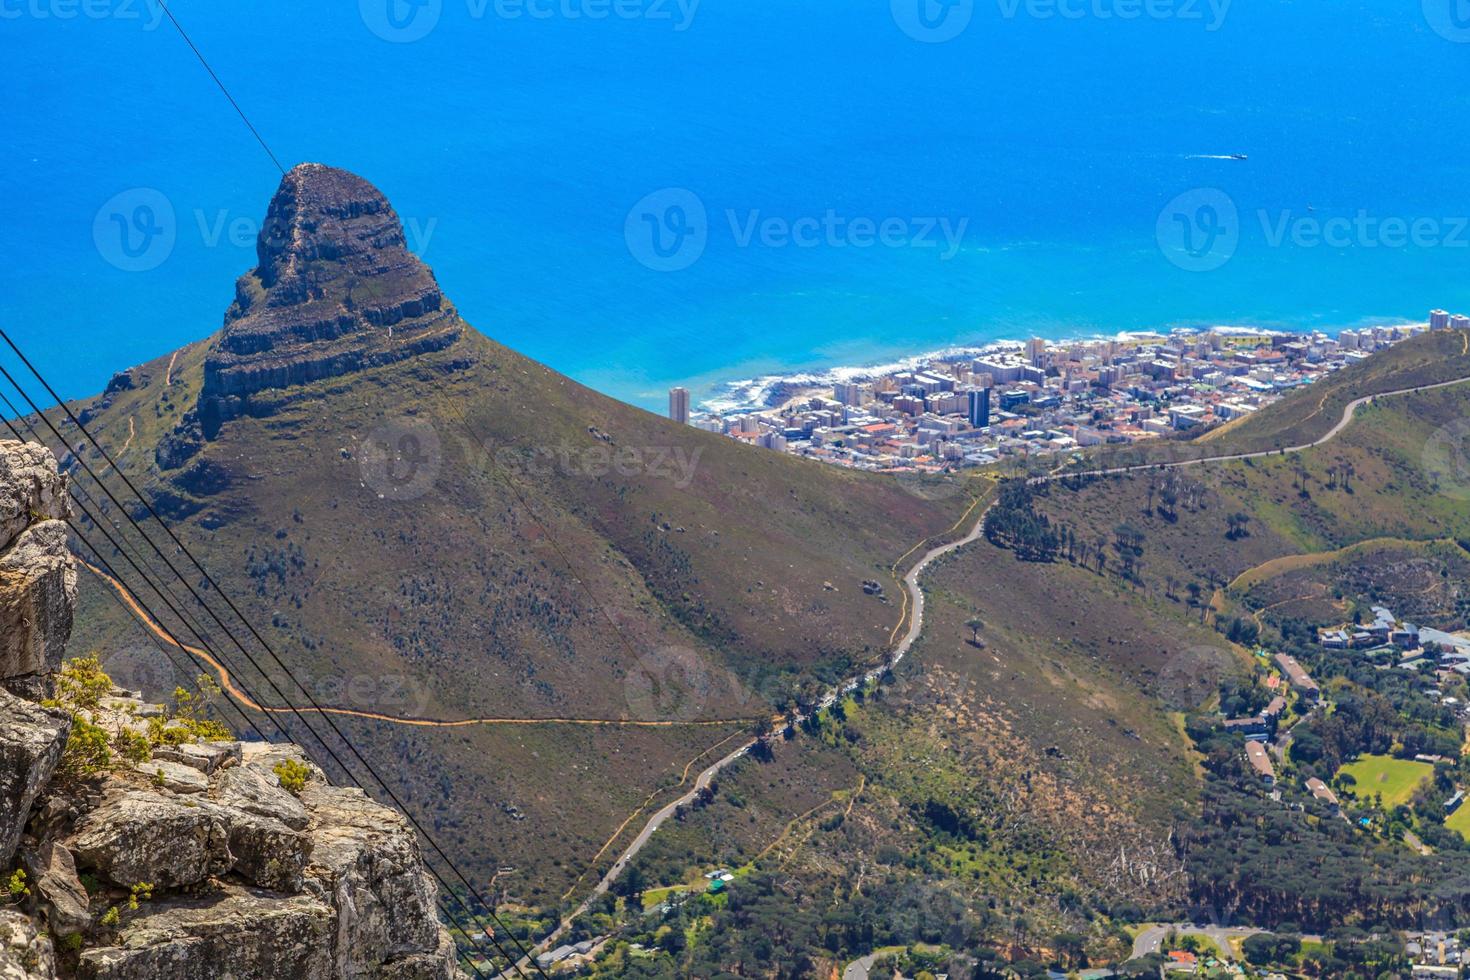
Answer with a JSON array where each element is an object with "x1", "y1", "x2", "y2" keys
[
  {"x1": 113, "y1": 728, "x2": 151, "y2": 765},
  {"x1": 6, "y1": 869, "x2": 28, "y2": 904},
  {"x1": 273, "y1": 759, "x2": 311, "y2": 796},
  {"x1": 50, "y1": 656, "x2": 112, "y2": 711},
  {"x1": 59, "y1": 717, "x2": 112, "y2": 777}
]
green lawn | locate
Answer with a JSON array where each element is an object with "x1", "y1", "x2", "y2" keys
[
  {"x1": 1446, "y1": 802, "x2": 1470, "y2": 839},
  {"x1": 1340, "y1": 755, "x2": 1434, "y2": 808},
  {"x1": 641, "y1": 885, "x2": 693, "y2": 911}
]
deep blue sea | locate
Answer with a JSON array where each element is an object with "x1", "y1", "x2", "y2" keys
[{"x1": 4, "y1": 0, "x2": 1470, "y2": 412}]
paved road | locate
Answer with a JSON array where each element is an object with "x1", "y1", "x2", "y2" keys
[
  {"x1": 1131, "y1": 923, "x2": 1264, "y2": 960},
  {"x1": 516, "y1": 497, "x2": 993, "y2": 972},
  {"x1": 1132, "y1": 923, "x2": 1326, "y2": 961},
  {"x1": 510, "y1": 356, "x2": 1470, "y2": 975},
  {"x1": 843, "y1": 953, "x2": 878, "y2": 980}
]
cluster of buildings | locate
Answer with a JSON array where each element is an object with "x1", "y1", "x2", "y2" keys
[
  {"x1": 1227, "y1": 655, "x2": 1324, "y2": 796},
  {"x1": 1320, "y1": 605, "x2": 1470, "y2": 687},
  {"x1": 671, "y1": 318, "x2": 1450, "y2": 474},
  {"x1": 1406, "y1": 932, "x2": 1469, "y2": 978},
  {"x1": 535, "y1": 938, "x2": 603, "y2": 971},
  {"x1": 1431, "y1": 309, "x2": 1470, "y2": 332},
  {"x1": 1319, "y1": 605, "x2": 1423, "y2": 651}
]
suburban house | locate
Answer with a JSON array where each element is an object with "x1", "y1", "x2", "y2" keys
[
  {"x1": 1247, "y1": 741, "x2": 1277, "y2": 787},
  {"x1": 1222, "y1": 716, "x2": 1270, "y2": 739},
  {"x1": 1307, "y1": 777, "x2": 1341, "y2": 815},
  {"x1": 1274, "y1": 653, "x2": 1321, "y2": 702},
  {"x1": 1220, "y1": 694, "x2": 1291, "y2": 742}
]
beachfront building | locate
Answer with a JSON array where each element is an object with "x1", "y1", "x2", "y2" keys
[{"x1": 669, "y1": 387, "x2": 691, "y2": 425}]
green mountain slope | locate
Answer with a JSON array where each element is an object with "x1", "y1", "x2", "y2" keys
[
  {"x1": 48, "y1": 163, "x2": 1470, "y2": 971},
  {"x1": 50, "y1": 165, "x2": 968, "y2": 907}
]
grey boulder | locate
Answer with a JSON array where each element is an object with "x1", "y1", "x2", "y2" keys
[
  {"x1": 21, "y1": 841, "x2": 91, "y2": 937},
  {"x1": 0, "y1": 909, "x2": 56, "y2": 980},
  {"x1": 77, "y1": 887, "x2": 334, "y2": 980},
  {"x1": 70, "y1": 791, "x2": 232, "y2": 889},
  {"x1": 0, "y1": 690, "x2": 69, "y2": 867}
]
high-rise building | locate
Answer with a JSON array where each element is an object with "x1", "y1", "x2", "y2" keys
[
  {"x1": 833, "y1": 381, "x2": 868, "y2": 407},
  {"x1": 967, "y1": 387, "x2": 991, "y2": 429},
  {"x1": 1452, "y1": 314, "x2": 1470, "y2": 332},
  {"x1": 1430, "y1": 309, "x2": 1451, "y2": 330},
  {"x1": 1026, "y1": 337, "x2": 1047, "y2": 366},
  {"x1": 668, "y1": 387, "x2": 691, "y2": 424}
]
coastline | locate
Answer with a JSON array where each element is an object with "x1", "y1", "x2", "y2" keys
[{"x1": 694, "y1": 320, "x2": 1425, "y2": 417}]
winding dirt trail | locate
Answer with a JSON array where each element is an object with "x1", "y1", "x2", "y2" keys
[
  {"x1": 79, "y1": 558, "x2": 752, "y2": 730},
  {"x1": 97, "y1": 417, "x2": 134, "y2": 476}
]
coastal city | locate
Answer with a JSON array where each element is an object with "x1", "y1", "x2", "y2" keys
[{"x1": 670, "y1": 309, "x2": 1470, "y2": 474}]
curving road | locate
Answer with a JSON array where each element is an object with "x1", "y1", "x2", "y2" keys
[
  {"x1": 515, "y1": 491, "x2": 996, "y2": 971},
  {"x1": 513, "y1": 353, "x2": 1470, "y2": 973}
]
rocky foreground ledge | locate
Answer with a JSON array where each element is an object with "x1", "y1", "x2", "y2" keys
[{"x1": 0, "y1": 441, "x2": 463, "y2": 980}]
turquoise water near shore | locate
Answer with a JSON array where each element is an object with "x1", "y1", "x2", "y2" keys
[{"x1": 3, "y1": 1, "x2": 1469, "y2": 411}]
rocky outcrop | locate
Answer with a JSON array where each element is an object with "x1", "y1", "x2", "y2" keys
[
  {"x1": 297, "y1": 777, "x2": 448, "y2": 978},
  {"x1": 0, "y1": 692, "x2": 69, "y2": 869},
  {"x1": 186, "y1": 164, "x2": 465, "y2": 443},
  {"x1": 0, "y1": 910, "x2": 55, "y2": 980},
  {"x1": 64, "y1": 739, "x2": 460, "y2": 980},
  {"x1": 0, "y1": 441, "x2": 464, "y2": 979},
  {"x1": 0, "y1": 443, "x2": 75, "y2": 699},
  {"x1": 77, "y1": 888, "x2": 337, "y2": 980},
  {"x1": 71, "y1": 789, "x2": 236, "y2": 890}
]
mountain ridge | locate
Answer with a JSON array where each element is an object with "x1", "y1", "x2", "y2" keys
[{"x1": 53, "y1": 163, "x2": 972, "y2": 911}]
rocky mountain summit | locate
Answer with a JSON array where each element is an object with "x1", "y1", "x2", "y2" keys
[
  {"x1": 159, "y1": 163, "x2": 466, "y2": 463},
  {"x1": 0, "y1": 441, "x2": 464, "y2": 979}
]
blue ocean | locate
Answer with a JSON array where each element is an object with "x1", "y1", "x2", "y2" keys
[{"x1": 4, "y1": 0, "x2": 1470, "y2": 412}]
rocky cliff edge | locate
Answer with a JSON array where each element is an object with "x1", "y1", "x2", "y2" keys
[{"x1": 0, "y1": 440, "x2": 464, "y2": 980}]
